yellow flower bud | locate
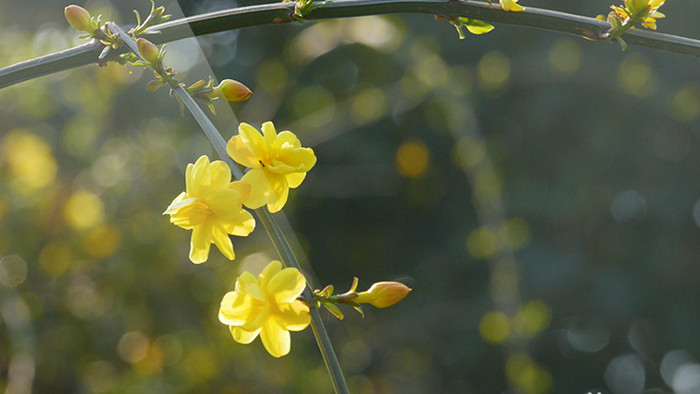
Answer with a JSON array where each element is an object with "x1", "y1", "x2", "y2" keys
[
  {"x1": 354, "y1": 281, "x2": 411, "y2": 308},
  {"x1": 136, "y1": 38, "x2": 160, "y2": 65},
  {"x1": 64, "y1": 5, "x2": 93, "y2": 32},
  {"x1": 214, "y1": 79, "x2": 253, "y2": 102}
]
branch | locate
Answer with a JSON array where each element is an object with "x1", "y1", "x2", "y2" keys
[{"x1": 1, "y1": 0, "x2": 699, "y2": 90}]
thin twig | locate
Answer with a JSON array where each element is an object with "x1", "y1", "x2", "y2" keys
[{"x1": 1, "y1": 0, "x2": 699, "y2": 89}]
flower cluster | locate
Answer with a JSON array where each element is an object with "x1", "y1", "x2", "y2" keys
[
  {"x1": 66, "y1": 2, "x2": 410, "y2": 361},
  {"x1": 599, "y1": 0, "x2": 667, "y2": 49},
  {"x1": 165, "y1": 122, "x2": 316, "y2": 264},
  {"x1": 218, "y1": 261, "x2": 311, "y2": 358}
]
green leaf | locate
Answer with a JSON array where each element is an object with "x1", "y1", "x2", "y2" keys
[
  {"x1": 461, "y1": 18, "x2": 495, "y2": 35},
  {"x1": 323, "y1": 302, "x2": 344, "y2": 320},
  {"x1": 352, "y1": 304, "x2": 365, "y2": 318}
]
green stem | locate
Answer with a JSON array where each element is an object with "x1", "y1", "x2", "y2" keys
[
  {"x1": 2, "y1": 0, "x2": 699, "y2": 89},
  {"x1": 111, "y1": 23, "x2": 349, "y2": 394}
]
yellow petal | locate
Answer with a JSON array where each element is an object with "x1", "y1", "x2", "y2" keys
[
  {"x1": 240, "y1": 168, "x2": 271, "y2": 210},
  {"x1": 275, "y1": 301, "x2": 311, "y2": 331},
  {"x1": 261, "y1": 121, "x2": 279, "y2": 147},
  {"x1": 164, "y1": 193, "x2": 192, "y2": 214},
  {"x1": 238, "y1": 123, "x2": 269, "y2": 161},
  {"x1": 187, "y1": 156, "x2": 211, "y2": 197},
  {"x1": 268, "y1": 267, "x2": 306, "y2": 304},
  {"x1": 219, "y1": 291, "x2": 249, "y2": 325},
  {"x1": 189, "y1": 221, "x2": 213, "y2": 264},
  {"x1": 227, "y1": 135, "x2": 261, "y2": 169},
  {"x1": 271, "y1": 130, "x2": 302, "y2": 151},
  {"x1": 500, "y1": 0, "x2": 525, "y2": 11},
  {"x1": 230, "y1": 181, "x2": 251, "y2": 205},
  {"x1": 222, "y1": 209, "x2": 256, "y2": 237},
  {"x1": 209, "y1": 160, "x2": 232, "y2": 189},
  {"x1": 207, "y1": 189, "x2": 243, "y2": 220},
  {"x1": 243, "y1": 303, "x2": 271, "y2": 331},
  {"x1": 258, "y1": 260, "x2": 283, "y2": 291},
  {"x1": 285, "y1": 172, "x2": 306, "y2": 189},
  {"x1": 266, "y1": 173, "x2": 289, "y2": 213},
  {"x1": 260, "y1": 318, "x2": 290, "y2": 358},
  {"x1": 211, "y1": 221, "x2": 235, "y2": 260},
  {"x1": 238, "y1": 272, "x2": 266, "y2": 301},
  {"x1": 231, "y1": 326, "x2": 261, "y2": 344}
]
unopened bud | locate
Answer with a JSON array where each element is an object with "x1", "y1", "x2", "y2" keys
[
  {"x1": 213, "y1": 79, "x2": 253, "y2": 102},
  {"x1": 354, "y1": 281, "x2": 411, "y2": 308},
  {"x1": 137, "y1": 38, "x2": 160, "y2": 65},
  {"x1": 65, "y1": 5, "x2": 93, "y2": 32}
]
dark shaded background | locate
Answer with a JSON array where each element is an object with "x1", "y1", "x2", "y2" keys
[{"x1": 1, "y1": 0, "x2": 699, "y2": 392}]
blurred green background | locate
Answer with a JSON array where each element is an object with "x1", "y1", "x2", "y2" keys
[{"x1": 1, "y1": 0, "x2": 700, "y2": 392}]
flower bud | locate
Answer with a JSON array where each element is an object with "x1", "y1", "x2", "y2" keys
[
  {"x1": 213, "y1": 79, "x2": 253, "y2": 102},
  {"x1": 354, "y1": 281, "x2": 411, "y2": 308},
  {"x1": 65, "y1": 5, "x2": 93, "y2": 32},
  {"x1": 137, "y1": 38, "x2": 160, "y2": 65}
]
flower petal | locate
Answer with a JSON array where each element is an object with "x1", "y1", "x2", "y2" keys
[
  {"x1": 187, "y1": 156, "x2": 211, "y2": 197},
  {"x1": 231, "y1": 326, "x2": 261, "y2": 344},
  {"x1": 237, "y1": 272, "x2": 267, "y2": 301},
  {"x1": 275, "y1": 300, "x2": 311, "y2": 331},
  {"x1": 238, "y1": 123, "x2": 269, "y2": 161},
  {"x1": 285, "y1": 172, "x2": 306, "y2": 189},
  {"x1": 268, "y1": 267, "x2": 307, "y2": 304},
  {"x1": 209, "y1": 160, "x2": 232, "y2": 189},
  {"x1": 261, "y1": 121, "x2": 279, "y2": 147},
  {"x1": 211, "y1": 221, "x2": 235, "y2": 260},
  {"x1": 227, "y1": 135, "x2": 260, "y2": 169},
  {"x1": 240, "y1": 168, "x2": 271, "y2": 210},
  {"x1": 189, "y1": 221, "x2": 213, "y2": 264},
  {"x1": 266, "y1": 173, "x2": 289, "y2": 213},
  {"x1": 258, "y1": 260, "x2": 283, "y2": 292},
  {"x1": 230, "y1": 181, "x2": 251, "y2": 205},
  {"x1": 219, "y1": 291, "x2": 249, "y2": 325},
  {"x1": 260, "y1": 318, "x2": 290, "y2": 358},
  {"x1": 222, "y1": 209, "x2": 256, "y2": 237}
]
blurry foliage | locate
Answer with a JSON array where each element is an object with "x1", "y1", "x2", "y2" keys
[{"x1": 1, "y1": 0, "x2": 700, "y2": 393}]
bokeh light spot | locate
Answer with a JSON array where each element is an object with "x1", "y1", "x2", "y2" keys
[
  {"x1": 351, "y1": 87, "x2": 387, "y2": 125},
  {"x1": 617, "y1": 54, "x2": 657, "y2": 97},
  {"x1": 39, "y1": 242, "x2": 72, "y2": 277},
  {"x1": 118, "y1": 331, "x2": 150, "y2": 365},
  {"x1": 395, "y1": 140, "x2": 430, "y2": 178},
  {"x1": 670, "y1": 83, "x2": 700, "y2": 122},
  {"x1": 479, "y1": 310, "x2": 510, "y2": 344},
  {"x1": 516, "y1": 300, "x2": 552, "y2": 337},
  {"x1": 257, "y1": 60, "x2": 289, "y2": 95},
  {"x1": 506, "y1": 353, "x2": 552, "y2": 394},
  {"x1": 467, "y1": 227, "x2": 497, "y2": 259},
  {"x1": 611, "y1": 190, "x2": 647, "y2": 224},
  {"x1": 477, "y1": 51, "x2": 511, "y2": 92},
  {"x1": 498, "y1": 217, "x2": 530, "y2": 250},
  {"x1": 1, "y1": 129, "x2": 57, "y2": 192},
  {"x1": 604, "y1": 354, "x2": 645, "y2": 394},
  {"x1": 0, "y1": 255, "x2": 28, "y2": 287},
  {"x1": 567, "y1": 317, "x2": 610, "y2": 353},
  {"x1": 453, "y1": 136, "x2": 485, "y2": 170},
  {"x1": 63, "y1": 190, "x2": 105, "y2": 230},
  {"x1": 82, "y1": 224, "x2": 122, "y2": 259},
  {"x1": 548, "y1": 39, "x2": 581, "y2": 76}
]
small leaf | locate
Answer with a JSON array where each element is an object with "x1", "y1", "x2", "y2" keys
[
  {"x1": 349, "y1": 277, "x2": 359, "y2": 292},
  {"x1": 323, "y1": 302, "x2": 344, "y2": 320},
  {"x1": 206, "y1": 102, "x2": 217, "y2": 115},
  {"x1": 461, "y1": 18, "x2": 495, "y2": 35},
  {"x1": 616, "y1": 36, "x2": 628, "y2": 51},
  {"x1": 352, "y1": 304, "x2": 365, "y2": 318}
]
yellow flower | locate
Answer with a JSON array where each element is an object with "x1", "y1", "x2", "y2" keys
[
  {"x1": 165, "y1": 155, "x2": 255, "y2": 264},
  {"x1": 218, "y1": 260, "x2": 311, "y2": 358},
  {"x1": 227, "y1": 122, "x2": 316, "y2": 213},
  {"x1": 354, "y1": 281, "x2": 412, "y2": 308},
  {"x1": 500, "y1": 0, "x2": 525, "y2": 12}
]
